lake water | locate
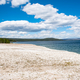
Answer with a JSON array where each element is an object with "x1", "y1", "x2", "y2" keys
[{"x1": 13, "y1": 40, "x2": 80, "y2": 54}]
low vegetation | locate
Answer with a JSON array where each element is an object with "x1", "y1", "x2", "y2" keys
[{"x1": 0, "y1": 38, "x2": 10, "y2": 43}]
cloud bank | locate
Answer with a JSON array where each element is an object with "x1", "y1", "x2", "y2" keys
[
  {"x1": 23, "y1": 3, "x2": 77, "y2": 27},
  {"x1": 0, "y1": 20, "x2": 51, "y2": 32},
  {"x1": 0, "y1": 2, "x2": 80, "y2": 38},
  {"x1": 0, "y1": 3, "x2": 80, "y2": 33}
]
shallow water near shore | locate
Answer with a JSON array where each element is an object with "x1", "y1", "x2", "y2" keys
[{"x1": 13, "y1": 40, "x2": 80, "y2": 54}]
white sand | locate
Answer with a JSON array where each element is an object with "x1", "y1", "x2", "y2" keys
[{"x1": 0, "y1": 44, "x2": 80, "y2": 80}]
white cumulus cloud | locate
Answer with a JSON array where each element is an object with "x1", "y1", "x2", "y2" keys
[
  {"x1": 23, "y1": 3, "x2": 77, "y2": 27},
  {"x1": 23, "y1": 3, "x2": 58, "y2": 20},
  {"x1": 11, "y1": 0, "x2": 29, "y2": 7},
  {"x1": 0, "y1": 0, "x2": 6, "y2": 5},
  {"x1": 0, "y1": 20, "x2": 52, "y2": 32},
  {"x1": 69, "y1": 19, "x2": 80, "y2": 33}
]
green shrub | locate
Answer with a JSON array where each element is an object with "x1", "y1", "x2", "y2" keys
[{"x1": 0, "y1": 38, "x2": 10, "y2": 43}]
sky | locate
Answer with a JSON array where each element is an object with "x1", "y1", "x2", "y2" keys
[{"x1": 0, "y1": 0, "x2": 80, "y2": 39}]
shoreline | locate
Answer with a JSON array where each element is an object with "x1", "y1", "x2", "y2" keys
[
  {"x1": 0, "y1": 43, "x2": 80, "y2": 80},
  {"x1": 7, "y1": 43, "x2": 80, "y2": 55},
  {"x1": 13, "y1": 41, "x2": 80, "y2": 54}
]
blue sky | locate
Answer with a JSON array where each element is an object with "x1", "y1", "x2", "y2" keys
[{"x1": 0, "y1": 0, "x2": 80, "y2": 39}]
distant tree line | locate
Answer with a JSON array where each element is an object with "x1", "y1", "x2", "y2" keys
[
  {"x1": 8, "y1": 38, "x2": 61, "y2": 42},
  {"x1": 0, "y1": 38, "x2": 62, "y2": 43},
  {"x1": 0, "y1": 38, "x2": 10, "y2": 43}
]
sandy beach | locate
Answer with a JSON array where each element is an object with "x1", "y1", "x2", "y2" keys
[{"x1": 0, "y1": 44, "x2": 80, "y2": 80}]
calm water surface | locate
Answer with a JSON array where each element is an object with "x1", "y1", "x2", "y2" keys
[{"x1": 13, "y1": 40, "x2": 80, "y2": 54}]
